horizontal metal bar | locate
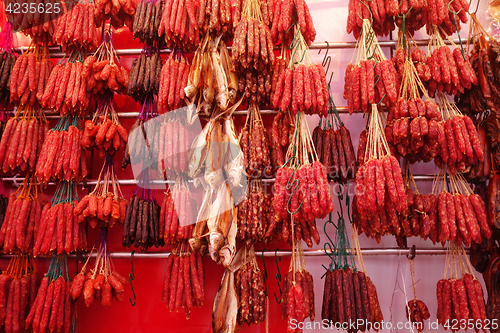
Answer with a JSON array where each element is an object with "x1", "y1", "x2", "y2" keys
[
  {"x1": 14, "y1": 38, "x2": 463, "y2": 57},
  {"x1": 1, "y1": 174, "x2": 437, "y2": 187}
]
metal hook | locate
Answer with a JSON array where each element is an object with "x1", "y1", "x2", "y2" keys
[
  {"x1": 13, "y1": 174, "x2": 20, "y2": 188},
  {"x1": 261, "y1": 249, "x2": 268, "y2": 297},
  {"x1": 129, "y1": 250, "x2": 136, "y2": 306},
  {"x1": 273, "y1": 249, "x2": 282, "y2": 304},
  {"x1": 407, "y1": 245, "x2": 416, "y2": 260}
]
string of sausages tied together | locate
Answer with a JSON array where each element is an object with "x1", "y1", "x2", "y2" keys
[
  {"x1": 436, "y1": 243, "x2": 488, "y2": 332},
  {"x1": 0, "y1": 26, "x2": 17, "y2": 108},
  {"x1": 0, "y1": 254, "x2": 39, "y2": 333},
  {"x1": 70, "y1": 228, "x2": 129, "y2": 308},
  {"x1": 272, "y1": 112, "x2": 333, "y2": 247},
  {"x1": 25, "y1": 255, "x2": 75, "y2": 333}
]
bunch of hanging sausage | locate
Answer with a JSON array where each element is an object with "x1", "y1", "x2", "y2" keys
[
  {"x1": 233, "y1": 0, "x2": 273, "y2": 28},
  {"x1": 0, "y1": 51, "x2": 16, "y2": 106},
  {"x1": 273, "y1": 162, "x2": 332, "y2": 244},
  {"x1": 159, "y1": 187, "x2": 196, "y2": 246},
  {"x1": 322, "y1": 269, "x2": 384, "y2": 331},
  {"x1": 158, "y1": 57, "x2": 190, "y2": 114},
  {"x1": 74, "y1": 193, "x2": 128, "y2": 229},
  {"x1": 270, "y1": 0, "x2": 316, "y2": 46},
  {"x1": 42, "y1": 60, "x2": 91, "y2": 116},
  {"x1": 406, "y1": 299, "x2": 430, "y2": 331},
  {"x1": 0, "y1": 195, "x2": 41, "y2": 254},
  {"x1": 0, "y1": 117, "x2": 48, "y2": 174},
  {"x1": 270, "y1": 109, "x2": 295, "y2": 170},
  {"x1": 281, "y1": 270, "x2": 315, "y2": 330},
  {"x1": 122, "y1": 194, "x2": 161, "y2": 250},
  {"x1": 25, "y1": 275, "x2": 73, "y2": 333},
  {"x1": 434, "y1": 115, "x2": 484, "y2": 175},
  {"x1": 344, "y1": 59, "x2": 399, "y2": 113},
  {"x1": 133, "y1": 0, "x2": 163, "y2": 44},
  {"x1": 427, "y1": 47, "x2": 477, "y2": 97},
  {"x1": 158, "y1": 120, "x2": 191, "y2": 173},
  {"x1": 240, "y1": 121, "x2": 272, "y2": 178},
  {"x1": 235, "y1": 261, "x2": 266, "y2": 326},
  {"x1": 196, "y1": 0, "x2": 232, "y2": 36},
  {"x1": 36, "y1": 124, "x2": 87, "y2": 184},
  {"x1": 426, "y1": 0, "x2": 469, "y2": 36},
  {"x1": 128, "y1": 52, "x2": 162, "y2": 102},
  {"x1": 93, "y1": 0, "x2": 137, "y2": 29},
  {"x1": 53, "y1": 2, "x2": 99, "y2": 52},
  {"x1": 0, "y1": 271, "x2": 39, "y2": 333},
  {"x1": 346, "y1": 0, "x2": 395, "y2": 38},
  {"x1": 312, "y1": 125, "x2": 357, "y2": 182},
  {"x1": 352, "y1": 156, "x2": 407, "y2": 243},
  {"x1": 10, "y1": 55, "x2": 54, "y2": 107},
  {"x1": 122, "y1": 117, "x2": 160, "y2": 169},
  {"x1": 32, "y1": 201, "x2": 87, "y2": 256},
  {"x1": 10, "y1": 0, "x2": 56, "y2": 44},
  {"x1": 392, "y1": 48, "x2": 432, "y2": 85},
  {"x1": 81, "y1": 117, "x2": 128, "y2": 157},
  {"x1": 237, "y1": 188, "x2": 272, "y2": 243},
  {"x1": 71, "y1": 269, "x2": 129, "y2": 308},
  {"x1": 162, "y1": 251, "x2": 205, "y2": 320},
  {"x1": 83, "y1": 56, "x2": 129, "y2": 95},
  {"x1": 436, "y1": 273, "x2": 487, "y2": 330},
  {"x1": 158, "y1": 0, "x2": 200, "y2": 51},
  {"x1": 272, "y1": 63, "x2": 329, "y2": 116},
  {"x1": 385, "y1": 99, "x2": 442, "y2": 163}
]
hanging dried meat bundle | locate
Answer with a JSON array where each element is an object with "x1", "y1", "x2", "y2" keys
[
  {"x1": 312, "y1": 113, "x2": 357, "y2": 183},
  {"x1": 53, "y1": 1, "x2": 99, "y2": 52},
  {"x1": 352, "y1": 104, "x2": 408, "y2": 243},
  {"x1": 426, "y1": 25, "x2": 477, "y2": 97},
  {"x1": 425, "y1": 0, "x2": 468, "y2": 37},
  {"x1": 41, "y1": 55, "x2": 91, "y2": 117},
  {"x1": 406, "y1": 257, "x2": 430, "y2": 332},
  {"x1": 465, "y1": 117, "x2": 490, "y2": 183},
  {"x1": 33, "y1": 182, "x2": 87, "y2": 257},
  {"x1": 188, "y1": 106, "x2": 244, "y2": 266},
  {"x1": 433, "y1": 93, "x2": 484, "y2": 175},
  {"x1": 9, "y1": 0, "x2": 58, "y2": 45},
  {"x1": 158, "y1": 181, "x2": 196, "y2": 246},
  {"x1": 236, "y1": 180, "x2": 273, "y2": 243},
  {"x1": 83, "y1": 29, "x2": 129, "y2": 96},
  {"x1": 158, "y1": 0, "x2": 200, "y2": 51},
  {"x1": 393, "y1": 46, "x2": 431, "y2": 86},
  {"x1": 235, "y1": 247, "x2": 266, "y2": 326},
  {"x1": 272, "y1": 31, "x2": 328, "y2": 116},
  {"x1": 0, "y1": 24, "x2": 17, "y2": 108},
  {"x1": 93, "y1": 0, "x2": 137, "y2": 29},
  {"x1": 36, "y1": 117, "x2": 87, "y2": 184},
  {"x1": 270, "y1": 109, "x2": 295, "y2": 171},
  {"x1": 133, "y1": 0, "x2": 163, "y2": 43},
  {"x1": 385, "y1": 38, "x2": 442, "y2": 164},
  {"x1": 81, "y1": 92, "x2": 128, "y2": 157},
  {"x1": 0, "y1": 254, "x2": 39, "y2": 333},
  {"x1": 121, "y1": 176, "x2": 161, "y2": 250},
  {"x1": 0, "y1": 106, "x2": 49, "y2": 175},
  {"x1": 70, "y1": 228, "x2": 129, "y2": 308},
  {"x1": 281, "y1": 242, "x2": 315, "y2": 331},
  {"x1": 25, "y1": 255, "x2": 75, "y2": 333},
  {"x1": 162, "y1": 244, "x2": 205, "y2": 319},
  {"x1": 346, "y1": 0, "x2": 395, "y2": 38},
  {"x1": 272, "y1": 112, "x2": 333, "y2": 247},
  {"x1": 128, "y1": 48, "x2": 162, "y2": 102},
  {"x1": 270, "y1": 0, "x2": 315, "y2": 46},
  {"x1": 344, "y1": 20, "x2": 399, "y2": 113},
  {"x1": 156, "y1": 116, "x2": 192, "y2": 173},
  {"x1": 239, "y1": 103, "x2": 271, "y2": 177},
  {"x1": 431, "y1": 170, "x2": 492, "y2": 247},
  {"x1": 10, "y1": 45, "x2": 54, "y2": 108},
  {"x1": 231, "y1": 0, "x2": 275, "y2": 105},
  {"x1": 196, "y1": 0, "x2": 232, "y2": 36},
  {"x1": 436, "y1": 243, "x2": 488, "y2": 331},
  {"x1": 184, "y1": 36, "x2": 238, "y2": 116},
  {"x1": 73, "y1": 155, "x2": 128, "y2": 229},
  {"x1": 0, "y1": 176, "x2": 42, "y2": 254},
  {"x1": 322, "y1": 213, "x2": 384, "y2": 331},
  {"x1": 157, "y1": 50, "x2": 191, "y2": 114}
]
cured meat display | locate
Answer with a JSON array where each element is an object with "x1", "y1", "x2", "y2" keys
[
  {"x1": 93, "y1": 0, "x2": 138, "y2": 29},
  {"x1": 0, "y1": 25, "x2": 16, "y2": 108},
  {"x1": 132, "y1": 0, "x2": 163, "y2": 44},
  {"x1": 157, "y1": 52, "x2": 191, "y2": 114},
  {"x1": 270, "y1": 109, "x2": 295, "y2": 170},
  {"x1": 158, "y1": 0, "x2": 200, "y2": 51},
  {"x1": 128, "y1": 49, "x2": 163, "y2": 102}
]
